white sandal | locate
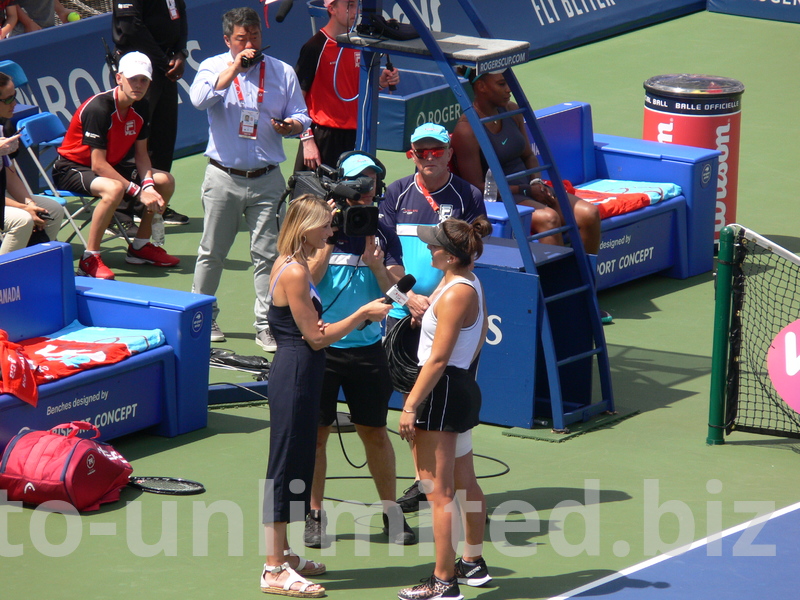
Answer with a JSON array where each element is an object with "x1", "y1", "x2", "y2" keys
[
  {"x1": 260, "y1": 562, "x2": 325, "y2": 598},
  {"x1": 284, "y1": 549, "x2": 326, "y2": 576}
]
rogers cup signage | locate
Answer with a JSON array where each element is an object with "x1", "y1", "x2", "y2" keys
[{"x1": 642, "y1": 74, "x2": 744, "y2": 241}]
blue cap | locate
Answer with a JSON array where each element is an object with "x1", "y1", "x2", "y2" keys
[
  {"x1": 410, "y1": 123, "x2": 450, "y2": 144},
  {"x1": 340, "y1": 154, "x2": 383, "y2": 178}
]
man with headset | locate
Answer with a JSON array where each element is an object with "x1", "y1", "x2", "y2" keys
[
  {"x1": 305, "y1": 152, "x2": 416, "y2": 548},
  {"x1": 294, "y1": 0, "x2": 398, "y2": 171}
]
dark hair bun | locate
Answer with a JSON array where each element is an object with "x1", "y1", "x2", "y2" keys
[{"x1": 472, "y1": 215, "x2": 493, "y2": 239}]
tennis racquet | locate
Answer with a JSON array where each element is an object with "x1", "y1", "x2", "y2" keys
[{"x1": 128, "y1": 476, "x2": 206, "y2": 495}]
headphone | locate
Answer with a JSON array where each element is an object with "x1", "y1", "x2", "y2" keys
[{"x1": 336, "y1": 150, "x2": 387, "y2": 199}]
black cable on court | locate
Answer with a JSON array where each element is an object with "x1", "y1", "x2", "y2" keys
[
  {"x1": 207, "y1": 380, "x2": 512, "y2": 506},
  {"x1": 323, "y1": 420, "x2": 510, "y2": 506}
]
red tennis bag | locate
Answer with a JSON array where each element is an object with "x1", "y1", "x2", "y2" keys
[{"x1": 0, "y1": 421, "x2": 133, "y2": 511}]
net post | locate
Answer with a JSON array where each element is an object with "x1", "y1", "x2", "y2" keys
[{"x1": 707, "y1": 226, "x2": 736, "y2": 445}]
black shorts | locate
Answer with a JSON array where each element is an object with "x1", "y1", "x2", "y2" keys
[
  {"x1": 319, "y1": 342, "x2": 394, "y2": 428},
  {"x1": 294, "y1": 124, "x2": 357, "y2": 172},
  {"x1": 52, "y1": 157, "x2": 138, "y2": 197},
  {"x1": 414, "y1": 366, "x2": 481, "y2": 433}
]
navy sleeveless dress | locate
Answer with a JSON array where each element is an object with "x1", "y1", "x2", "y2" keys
[{"x1": 262, "y1": 264, "x2": 326, "y2": 523}]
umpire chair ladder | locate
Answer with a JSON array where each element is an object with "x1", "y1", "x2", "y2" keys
[{"x1": 341, "y1": 0, "x2": 614, "y2": 431}]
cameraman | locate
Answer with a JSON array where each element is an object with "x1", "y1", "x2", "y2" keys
[{"x1": 305, "y1": 152, "x2": 416, "y2": 547}]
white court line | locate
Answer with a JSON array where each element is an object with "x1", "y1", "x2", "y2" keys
[{"x1": 549, "y1": 500, "x2": 800, "y2": 600}]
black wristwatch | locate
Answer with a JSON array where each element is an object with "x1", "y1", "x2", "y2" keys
[{"x1": 175, "y1": 48, "x2": 189, "y2": 59}]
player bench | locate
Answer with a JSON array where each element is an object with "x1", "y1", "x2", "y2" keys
[
  {"x1": 0, "y1": 242, "x2": 213, "y2": 451},
  {"x1": 485, "y1": 101, "x2": 720, "y2": 289}
]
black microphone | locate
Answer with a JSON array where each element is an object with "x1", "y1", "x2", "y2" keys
[
  {"x1": 331, "y1": 183, "x2": 360, "y2": 201},
  {"x1": 357, "y1": 274, "x2": 416, "y2": 330},
  {"x1": 385, "y1": 57, "x2": 397, "y2": 92},
  {"x1": 275, "y1": 0, "x2": 294, "y2": 23}
]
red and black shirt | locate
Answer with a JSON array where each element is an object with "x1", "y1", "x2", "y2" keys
[{"x1": 58, "y1": 88, "x2": 150, "y2": 167}]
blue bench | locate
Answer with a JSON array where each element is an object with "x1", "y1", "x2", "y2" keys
[
  {"x1": 0, "y1": 243, "x2": 214, "y2": 450},
  {"x1": 486, "y1": 101, "x2": 720, "y2": 289}
]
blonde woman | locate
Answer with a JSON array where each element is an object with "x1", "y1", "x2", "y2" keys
[
  {"x1": 260, "y1": 194, "x2": 391, "y2": 597},
  {"x1": 398, "y1": 216, "x2": 493, "y2": 600}
]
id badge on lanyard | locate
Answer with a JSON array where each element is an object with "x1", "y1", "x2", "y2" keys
[
  {"x1": 239, "y1": 109, "x2": 258, "y2": 139},
  {"x1": 234, "y1": 62, "x2": 265, "y2": 140},
  {"x1": 166, "y1": 0, "x2": 179, "y2": 20}
]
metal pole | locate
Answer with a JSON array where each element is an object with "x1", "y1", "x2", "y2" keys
[{"x1": 707, "y1": 225, "x2": 735, "y2": 445}]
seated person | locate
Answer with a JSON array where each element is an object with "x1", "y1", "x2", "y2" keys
[
  {"x1": 53, "y1": 51, "x2": 179, "y2": 280},
  {"x1": 451, "y1": 69, "x2": 600, "y2": 254},
  {"x1": 0, "y1": 72, "x2": 64, "y2": 254},
  {"x1": 11, "y1": 0, "x2": 75, "y2": 34},
  {"x1": 2, "y1": 163, "x2": 65, "y2": 254},
  {"x1": 1, "y1": 0, "x2": 20, "y2": 39}
]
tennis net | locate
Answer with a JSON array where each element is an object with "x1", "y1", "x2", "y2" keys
[{"x1": 709, "y1": 225, "x2": 800, "y2": 442}]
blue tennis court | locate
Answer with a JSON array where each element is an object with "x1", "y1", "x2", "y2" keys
[{"x1": 552, "y1": 502, "x2": 800, "y2": 599}]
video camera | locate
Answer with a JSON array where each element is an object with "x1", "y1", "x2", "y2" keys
[
  {"x1": 315, "y1": 164, "x2": 379, "y2": 237},
  {"x1": 287, "y1": 163, "x2": 380, "y2": 237}
]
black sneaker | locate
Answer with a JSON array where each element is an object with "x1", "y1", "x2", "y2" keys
[
  {"x1": 398, "y1": 574, "x2": 463, "y2": 600},
  {"x1": 397, "y1": 480, "x2": 427, "y2": 513},
  {"x1": 382, "y1": 506, "x2": 417, "y2": 545},
  {"x1": 162, "y1": 207, "x2": 190, "y2": 225},
  {"x1": 454, "y1": 557, "x2": 492, "y2": 587},
  {"x1": 303, "y1": 510, "x2": 325, "y2": 549}
]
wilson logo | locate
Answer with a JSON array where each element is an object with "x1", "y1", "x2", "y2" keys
[
  {"x1": 715, "y1": 121, "x2": 732, "y2": 232},
  {"x1": 657, "y1": 121, "x2": 674, "y2": 143}
]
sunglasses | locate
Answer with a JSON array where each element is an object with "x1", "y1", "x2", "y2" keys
[
  {"x1": 0, "y1": 91, "x2": 17, "y2": 105},
  {"x1": 406, "y1": 147, "x2": 448, "y2": 160}
]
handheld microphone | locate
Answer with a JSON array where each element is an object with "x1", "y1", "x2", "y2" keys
[
  {"x1": 357, "y1": 274, "x2": 416, "y2": 330},
  {"x1": 385, "y1": 57, "x2": 397, "y2": 92},
  {"x1": 275, "y1": 0, "x2": 294, "y2": 23}
]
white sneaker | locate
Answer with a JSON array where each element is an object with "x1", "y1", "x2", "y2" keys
[
  {"x1": 256, "y1": 327, "x2": 277, "y2": 352},
  {"x1": 210, "y1": 320, "x2": 225, "y2": 343}
]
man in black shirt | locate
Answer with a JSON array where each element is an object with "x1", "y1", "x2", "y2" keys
[{"x1": 113, "y1": 0, "x2": 189, "y2": 224}]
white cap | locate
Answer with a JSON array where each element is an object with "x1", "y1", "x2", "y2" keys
[{"x1": 118, "y1": 52, "x2": 153, "y2": 80}]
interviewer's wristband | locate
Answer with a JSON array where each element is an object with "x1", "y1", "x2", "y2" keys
[
  {"x1": 126, "y1": 181, "x2": 141, "y2": 197},
  {"x1": 141, "y1": 177, "x2": 155, "y2": 191},
  {"x1": 300, "y1": 128, "x2": 314, "y2": 142},
  {"x1": 402, "y1": 408, "x2": 415, "y2": 414}
]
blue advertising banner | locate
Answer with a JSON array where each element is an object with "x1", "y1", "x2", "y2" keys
[
  {"x1": 707, "y1": 0, "x2": 800, "y2": 24},
  {"x1": 392, "y1": 0, "x2": 705, "y2": 59},
  {"x1": 1, "y1": 0, "x2": 704, "y2": 158}
]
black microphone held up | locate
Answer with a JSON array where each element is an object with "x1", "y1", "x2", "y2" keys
[
  {"x1": 358, "y1": 274, "x2": 416, "y2": 330},
  {"x1": 275, "y1": 0, "x2": 294, "y2": 23}
]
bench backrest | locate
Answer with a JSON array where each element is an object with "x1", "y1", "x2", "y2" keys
[
  {"x1": 532, "y1": 101, "x2": 597, "y2": 185},
  {"x1": 0, "y1": 243, "x2": 77, "y2": 342}
]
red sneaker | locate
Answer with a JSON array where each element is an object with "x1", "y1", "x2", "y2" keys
[
  {"x1": 126, "y1": 242, "x2": 180, "y2": 267},
  {"x1": 77, "y1": 254, "x2": 115, "y2": 280}
]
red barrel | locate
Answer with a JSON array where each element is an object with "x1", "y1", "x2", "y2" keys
[{"x1": 643, "y1": 74, "x2": 745, "y2": 240}]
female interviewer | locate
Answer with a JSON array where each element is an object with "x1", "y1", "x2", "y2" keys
[
  {"x1": 397, "y1": 216, "x2": 493, "y2": 600},
  {"x1": 260, "y1": 194, "x2": 391, "y2": 598}
]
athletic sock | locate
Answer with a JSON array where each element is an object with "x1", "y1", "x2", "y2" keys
[{"x1": 131, "y1": 238, "x2": 148, "y2": 250}]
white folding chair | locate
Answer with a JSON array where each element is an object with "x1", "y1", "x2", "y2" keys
[{"x1": 14, "y1": 112, "x2": 133, "y2": 249}]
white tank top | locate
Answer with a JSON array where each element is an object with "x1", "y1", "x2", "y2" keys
[{"x1": 417, "y1": 275, "x2": 485, "y2": 369}]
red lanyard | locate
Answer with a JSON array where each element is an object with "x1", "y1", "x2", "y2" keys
[
  {"x1": 415, "y1": 173, "x2": 440, "y2": 213},
  {"x1": 233, "y1": 60, "x2": 265, "y2": 106}
]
